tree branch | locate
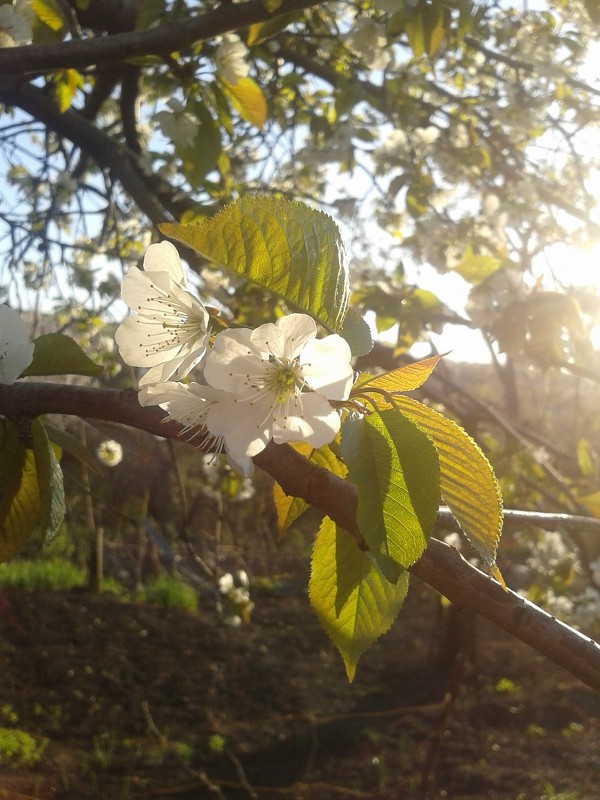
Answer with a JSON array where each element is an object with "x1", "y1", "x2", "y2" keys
[
  {"x1": 0, "y1": 0, "x2": 325, "y2": 77},
  {"x1": 2, "y1": 380, "x2": 600, "y2": 692}
]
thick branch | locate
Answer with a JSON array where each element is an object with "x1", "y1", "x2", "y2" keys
[
  {"x1": 0, "y1": 0, "x2": 324, "y2": 77},
  {"x1": 2, "y1": 381, "x2": 600, "y2": 692}
]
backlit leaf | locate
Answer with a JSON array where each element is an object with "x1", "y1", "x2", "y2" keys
[
  {"x1": 453, "y1": 245, "x2": 501, "y2": 285},
  {"x1": 0, "y1": 422, "x2": 40, "y2": 563},
  {"x1": 394, "y1": 396, "x2": 502, "y2": 566},
  {"x1": 355, "y1": 355, "x2": 442, "y2": 396},
  {"x1": 309, "y1": 516, "x2": 410, "y2": 681},
  {"x1": 340, "y1": 409, "x2": 439, "y2": 568},
  {"x1": 32, "y1": 0, "x2": 65, "y2": 31},
  {"x1": 221, "y1": 77, "x2": 268, "y2": 129},
  {"x1": 161, "y1": 197, "x2": 350, "y2": 332}
]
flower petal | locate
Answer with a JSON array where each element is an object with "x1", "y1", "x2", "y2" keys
[
  {"x1": 251, "y1": 313, "x2": 316, "y2": 358},
  {"x1": 301, "y1": 334, "x2": 353, "y2": 399},
  {"x1": 203, "y1": 327, "x2": 261, "y2": 393},
  {"x1": 206, "y1": 394, "x2": 272, "y2": 457},
  {"x1": 143, "y1": 241, "x2": 186, "y2": 286},
  {"x1": 272, "y1": 392, "x2": 341, "y2": 447}
]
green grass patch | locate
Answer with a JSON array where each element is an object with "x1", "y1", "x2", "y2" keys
[
  {"x1": 137, "y1": 576, "x2": 198, "y2": 612},
  {"x1": 0, "y1": 558, "x2": 86, "y2": 591},
  {"x1": 0, "y1": 727, "x2": 48, "y2": 767}
]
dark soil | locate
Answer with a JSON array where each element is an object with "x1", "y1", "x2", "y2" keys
[{"x1": 0, "y1": 578, "x2": 599, "y2": 799}]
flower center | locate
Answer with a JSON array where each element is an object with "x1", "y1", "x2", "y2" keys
[{"x1": 266, "y1": 359, "x2": 305, "y2": 403}]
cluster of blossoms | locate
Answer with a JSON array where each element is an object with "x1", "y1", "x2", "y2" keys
[{"x1": 115, "y1": 242, "x2": 355, "y2": 476}]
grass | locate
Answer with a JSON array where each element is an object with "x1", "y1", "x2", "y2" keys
[
  {"x1": 137, "y1": 575, "x2": 199, "y2": 612},
  {"x1": 0, "y1": 727, "x2": 48, "y2": 767},
  {"x1": 0, "y1": 558, "x2": 86, "y2": 591}
]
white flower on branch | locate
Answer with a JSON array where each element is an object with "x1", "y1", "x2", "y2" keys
[
  {"x1": 202, "y1": 313, "x2": 354, "y2": 461},
  {"x1": 0, "y1": 304, "x2": 34, "y2": 384},
  {"x1": 215, "y1": 34, "x2": 250, "y2": 85},
  {"x1": 115, "y1": 242, "x2": 210, "y2": 387}
]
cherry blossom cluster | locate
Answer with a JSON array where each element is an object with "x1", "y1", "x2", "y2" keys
[{"x1": 116, "y1": 243, "x2": 354, "y2": 475}]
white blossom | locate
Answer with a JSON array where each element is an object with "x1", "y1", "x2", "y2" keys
[
  {"x1": 154, "y1": 99, "x2": 200, "y2": 150},
  {"x1": 202, "y1": 313, "x2": 354, "y2": 461},
  {"x1": 215, "y1": 34, "x2": 250, "y2": 85},
  {"x1": 96, "y1": 439, "x2": 123, "y2": 467},
  {"x1": 0, "y1": 304, "x2": 34, "y2": 384},
  {"x1": 347, "y1": 18, "x2": 390, "y2": 71},
  {"x1": 0, "y1": 0, "x2": 33, "y2": 47},
  {"x1": 115, "y1": 242, "x2": 210, "y2": 387}
]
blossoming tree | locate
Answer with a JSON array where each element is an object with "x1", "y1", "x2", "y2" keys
[{"x1": 0, "y1": 0, "x2": 599, "y2": 691}]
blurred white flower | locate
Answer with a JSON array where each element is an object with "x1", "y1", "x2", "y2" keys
[
  {"x1": 347, "y1": 18, "x2": 390, "y2": 71},
  {"x1": 450, "y1": 123, "x2": 470, "y2": 149},
  {"x1": 215, "y1": 34, "x2": 250, "y2": 85},
  {"x1": 414, "y1": 126, "x2": 441, "y2": 146},
  {"x1": 154, "y1": 98, "x2": 199, "y2": 150},
  {"x1": 96, "y1": 439, "x2": 123, "y2": 467},
  {"x1": 0, "y1": 0, "x2": 33, "y2": 47},
  {"x1": 115, "y1": 242, "x2": 210, "y2": 387},
  {"x1": 0, "y1": 304, "x2": 34, "y2": 384}
]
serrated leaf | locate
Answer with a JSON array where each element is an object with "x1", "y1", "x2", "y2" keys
[
  {"x1": 21, "y1": 333, "x2": 102, "y2": 378},
  {"x1": 161, "y1": 197, "x2": 350, "y2": 332},
  {"x1": 0, "y1": 422, "x2": 41, "y2": 563},
  {"x1": 221, "y1": 77, "x2": 268, "y2": 129},
  {"x1": 310, "y1": 516, "x2": 410, "y2": 682},
  {"x1": 340, "y1": 409, "x2": 439, "y2": 568},
  {"x1": 31, "y1": 420, "x2": 65, "y2": 544},
  {"x1": 393, "y1": 396, "x2": 502, "y2": 566},
  {"x1": 355, "y1": 355, "x2": 442, "y2": 396},
  {"x1": 339, "y1": 308, "x2": 373, "y2": 357},
  {"x1": 273, "y1": 442, "x2": 347, "y2": 536}
]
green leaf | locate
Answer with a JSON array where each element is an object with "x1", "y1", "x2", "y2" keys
[
  {"x1": 0, "y1": 422, "x2": 40, "y2": 563},
  {"x1": 309, "y1": 516, "x2": 410, "y2": 682},
  {"x1": 355, "y1": 354, "x2": 441, "y2": 395},
  {"x1": 341, "y1": 409, "x2": 439, "y2": 568},
  {"x1": 394, "y1": 396, "x2": 503, "y2": 566},
  {"x1": 161, "y1": 197, "x2": 350, "y2": 332},
  {"x1": 31, "y1": 420, "x2": 65, "y2": 544},
  {"x1": 220, "y1": 77, "x2": 268, "y2": 129},
  {"x1": 339, "y1": 308, "x2": 373, "y2": 357},
  {"x1": 21, "y1": 333, "x2": 102, "y2": 378}
]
